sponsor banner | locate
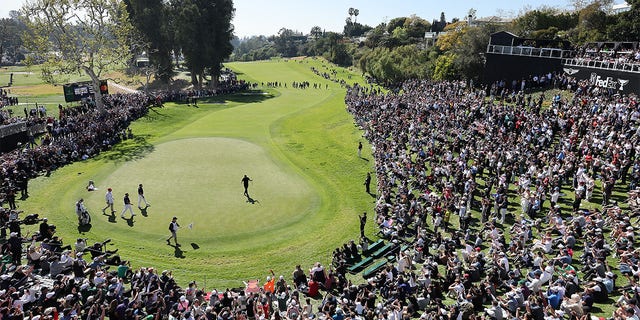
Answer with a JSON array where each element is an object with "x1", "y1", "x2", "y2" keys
[{"x1": 561, "y1": 66, "x2": 637, "y2": 94}]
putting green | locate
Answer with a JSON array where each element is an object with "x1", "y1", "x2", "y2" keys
[{"x1": 86, "y1": 137, "x2": 316, "y2": 246}]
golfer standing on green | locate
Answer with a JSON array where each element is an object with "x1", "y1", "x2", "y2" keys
[
  {"x1": 242, "y1": 175, "x2": 252, "y2": 196},
  {"x1": 167, "y1": 216, "x2": 180, "y2": 246}
]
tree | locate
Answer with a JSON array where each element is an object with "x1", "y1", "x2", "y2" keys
[
  {"x1": 273, "y1": 28, "x2": 304, "y2": 57},
  {"x1": 310, "y1": 26, "x2": 323, "y2": 39},
  {"x1": 353, "y1": 8, "x2": 360, "y2": 23},
  {"x1": 511, "y1": 6, "x2": 578, "y2": 37},
  {"x1": 124, "y1": 0, "x2": 174, "y2": 84},
  {"x1": 0, "y1": 17, "x2": 23, "y2": 65},
  {"x1": 606, "y1": 0, "x2": 640, "y2": 40},
  {"x1": 21, "y1": 0, "x2": 134, "y2": 110},
  {"x1": 173, "y1": 0, "x2": 235, "y2": 87}
]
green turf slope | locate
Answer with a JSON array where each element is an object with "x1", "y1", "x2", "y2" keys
[{"x1": 19, "y1": 58, "x2": 376, "y2": 288}]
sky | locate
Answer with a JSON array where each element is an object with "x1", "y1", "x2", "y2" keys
[{"x1": 0, "y1": 0, "x2": 626, "y2": 38}]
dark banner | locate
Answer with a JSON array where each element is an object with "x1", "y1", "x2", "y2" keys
[
  {"x1": 561, "y1": 66, "x2": 639, "y2": 95},
  {"x1": 62, "y1": 80, "x2": 109, "y2": 103},
  {"x1": 484, "y1": 53, "x2": 563, "y2": 87},
  {"x1": 0, "y1": 122, "x2": 26, "y2": 139}
]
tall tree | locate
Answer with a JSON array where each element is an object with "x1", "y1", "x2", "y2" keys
[
  {"x1": 353, "y1": 8, "x2": 360, "y2": 23},
  {"x1": 21, "y1": 0, "x2": 134, "y2": 110},
  {"x1": 174, "y1": 0, "x2": 234, "y2": 87},
  {"x1": 0, "y1": 17, "x2": 23, "y2": 65},
  {"x1": 310, "y1": 26, "x2": 323, "y2": 39},
  {"x1": 124, "y1": 0, "x2": 174, "y2": 84},
  {"x1": 606, "y1": 0, "x2": 640, "y2": 40}
]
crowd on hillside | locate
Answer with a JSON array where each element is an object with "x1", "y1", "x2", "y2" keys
[{"x1": 341, "y1": 77, "x2": 640, "y2": 320}]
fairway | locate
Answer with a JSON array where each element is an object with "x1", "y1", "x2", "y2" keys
[{"x1": 18, "y1": 58, "x2": 375, "y2": 288}]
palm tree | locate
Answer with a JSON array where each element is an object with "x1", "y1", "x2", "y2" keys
[
  {"x1": 348, "y1": 7, "x2": 354, "y2": 21},
  {"x1": 353, "y1": 8, "x2": 359, "y2": 23}
]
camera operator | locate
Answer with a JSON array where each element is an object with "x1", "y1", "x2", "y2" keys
[
  {"x1": 39, "y1": 218, "x2": 55, "y2": 240},
  {"x1": 71, "y1": 239, "x2": 86, "y2": 255}
]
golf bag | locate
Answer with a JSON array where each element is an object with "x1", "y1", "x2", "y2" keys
[{"x1": 78, "y1": 209, "x2": 91, "y2": 226}]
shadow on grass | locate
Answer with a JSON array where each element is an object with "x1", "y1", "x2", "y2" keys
[
  {"x1": 190, "y1": 243, "x2": 200, "y2": 250},
  {"x1": 104, "y1": 135, "x2": 154, "y2": 163},
  {"x1": 245, "y1": 195, "x2": 260, "y2": 205},
  {"x1": 139, "y1": 207, "x2": 148, "y2": 217},
  {"x1": 104, "y1": 211, "x2": 117, "y2": 223},
  {"x1": 180, "y1": 90, "x2": 275, "y2": 105},
  {"x1": 77, "y1": 223, "x2": 92, "y2": 233},
  {"x1": 171, "y1": 244, "x2": 185, "y2": 258},
  {"x1": 122, "y1": 216, "x2": 136, "y2": 227}
]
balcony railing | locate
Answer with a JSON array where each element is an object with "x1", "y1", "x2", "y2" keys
[
  {"x1": 487, "y1": 45, "x2": 574, "y2": 59},
  {"x1": 563, "y1": 58, "x2": 640, "y2": 73}
]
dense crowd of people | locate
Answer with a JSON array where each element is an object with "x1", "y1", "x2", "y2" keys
[{"x1": 342, "y1": 76, "x2": 640, "y2": 320}]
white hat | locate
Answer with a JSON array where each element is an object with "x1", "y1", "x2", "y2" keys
[
  {"x1": 606, "y1": 272, "x2": 614, "y2": 278},
  {"x1": 180, "y1": 295, "x2": 186, "y2": 301}
]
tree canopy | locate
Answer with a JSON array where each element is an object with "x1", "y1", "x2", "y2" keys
[{"x1": 21, "y1": 0, "x2": 135, "y2": 109}]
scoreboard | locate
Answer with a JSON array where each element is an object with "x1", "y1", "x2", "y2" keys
[{"x1": 63, "y1": 80, "x2": 109, "y2": 102}]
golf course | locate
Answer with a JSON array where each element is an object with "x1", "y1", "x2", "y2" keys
[{"x1": 15, "y1": 58, "x2": 375, "y2": 288}]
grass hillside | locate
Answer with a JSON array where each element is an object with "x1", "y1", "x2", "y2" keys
[{"x1": 16, "y1": 58, "x2": 376, "y2": 289}]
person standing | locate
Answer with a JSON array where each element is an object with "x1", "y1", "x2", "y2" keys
[
  {"x1": 167, "y1": 216, "x2": 180, "y2": 246},
  {"x1": 137, "y1": 184, "x2": 150, "y2": 209},
  {"x1": 359, "y1": 212, "x2": 367, "y2": 238},
  {"x1": 364, "y1": 172, "x2": 371, "y2": 194},
  {"x1": 120, "y1": 193, "x2": 134, "y2": 219},
  {"x1": 358, "y1": 142, "x2": 363, "y2": 158},
  {"x1": 242, "y1": 175, "x2": 252, "y2": 197},
  {"x1": 102, "y1": 188, "x2": 114, "y2": 214}
]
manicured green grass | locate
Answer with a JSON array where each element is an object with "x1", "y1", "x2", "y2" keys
[{"x1": 17, "y1": 58, "x2": 376, "y2": 289}]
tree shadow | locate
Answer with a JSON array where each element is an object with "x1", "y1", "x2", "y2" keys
[
  {"x1": 202, "y1": 90, "x2": 275, "y2": 104},
  {"x1": 104, "y1": 135, "x2": 155, "y2": 163}
]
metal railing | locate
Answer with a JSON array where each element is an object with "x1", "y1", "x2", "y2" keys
[
  {"x1": 562, "y1": 58, "x2": 640, "y2": 73},
  {"x1": 487, "y1": 45, "x2": 574, "y2": 59}
]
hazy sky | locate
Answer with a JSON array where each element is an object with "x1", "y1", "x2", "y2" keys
[{"x1": 0, "y1": 0, "x2": 625, "y2": 38}]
